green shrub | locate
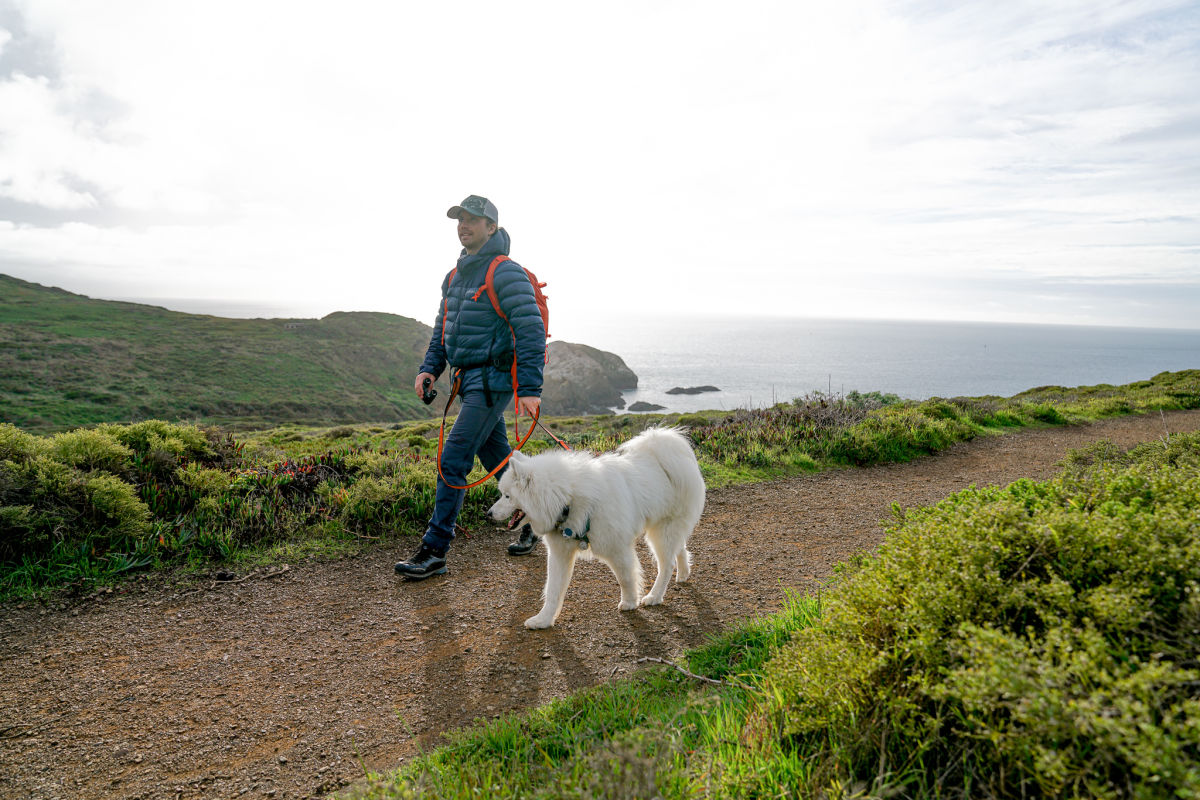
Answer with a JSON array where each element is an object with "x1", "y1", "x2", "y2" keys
[
  {"x1": 831, "y1": 407, "x2": 973, "y2": 466},
  {"x1": 1024, "y1": 402, "x2": 1069, "y2": 424},
  {"x1": 754, "y1": 432, "x2": 1200, "y2": 798},
  {"x1": 0, "y1": 423, "x2": 44, "y2": 462},
  {"x1": 340, "y1": 475, "x2": 412, "y2": 532},
  {"x1": 0, "y1": 452, "x2": 151, "y2": 565},
  {"x1": 82, "y1": 473, "x2": 151, "y2": 543},
  {"x1": 845, "y1": 390, "x2": 902, "y2": 408},
  {"x1": 176, "y1": 463, "x2": 233, "y2": 495},
  {"x1": 344, "y1": 451, "x2": 397, "y2": 478},
  {"x1": 97, "y1": 419, "x2": 211, "y2": 460},
  {"x1": 47, "y1": 429, "x2": 133, "y2": 475},
  {"x1": 919, "y1": 399, "x2": 962, "y2": 420}
]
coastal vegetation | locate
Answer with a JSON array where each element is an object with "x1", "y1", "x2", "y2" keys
[
  {"x1": 2, "y1": 359, "x2": 1197, "y2": 796},
  {"x1": 353, "y1": 428, "x2": 1200, "y2": 798},
  {"x1": 1, "y1": 370, "x2": 1195, "y2": 599}
]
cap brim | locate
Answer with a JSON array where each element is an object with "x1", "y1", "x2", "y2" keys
[{"x1": 446, "y1": 205, "x2": 466, "y2": 219}]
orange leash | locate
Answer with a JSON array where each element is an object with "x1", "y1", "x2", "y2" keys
[{"x1": 435, "y1": 366, "x2": 561, "y2": 491}]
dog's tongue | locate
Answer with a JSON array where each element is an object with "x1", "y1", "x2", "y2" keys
[{"x1": 506, "y1": 510, "x2": 526, "y2": 531}]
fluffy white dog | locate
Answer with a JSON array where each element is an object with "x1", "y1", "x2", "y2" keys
[{"x1": 489, "y1": 427, "x2": 705, "y2": 629}]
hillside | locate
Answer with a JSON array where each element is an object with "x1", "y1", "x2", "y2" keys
[
  {"x1": 0, "y1": 275, "x2": 637, "y2": 431},
  {"x1": 0, "y1": 274, "x2": 436, "y2": 431}
]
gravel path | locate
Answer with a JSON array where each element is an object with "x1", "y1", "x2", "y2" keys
[{"x1": 2, "y1": 409, "x2": 1198, "y2": 800}]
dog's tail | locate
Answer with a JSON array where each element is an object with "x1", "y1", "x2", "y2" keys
[{"x1": 629, "y1": 427, "x2": 706, "y2": 513}]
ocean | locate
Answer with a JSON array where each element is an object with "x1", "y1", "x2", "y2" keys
[{"x1": 557, "y1": 316, "x2": 1200, "y2": 414}]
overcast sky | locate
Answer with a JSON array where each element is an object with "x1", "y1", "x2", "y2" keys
[{"x1": 1, "y1": 0, "x2": 1198, "y2": 338}]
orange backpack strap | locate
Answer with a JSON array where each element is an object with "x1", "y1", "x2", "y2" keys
[{"x1": 481, "y1": 255, "x2": 510, "y2": 320}]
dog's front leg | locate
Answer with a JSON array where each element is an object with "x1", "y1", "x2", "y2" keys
[{"x1": 525, "y1": 537, "x2": 578, "y2": 630}]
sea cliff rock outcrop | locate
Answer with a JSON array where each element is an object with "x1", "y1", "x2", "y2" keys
[
  {"x1": 666, "y1": 385, "x2": 720, "y2": 395},
  {"x1": 541, "y1": 341, "x2": 638, "y2": 414}
]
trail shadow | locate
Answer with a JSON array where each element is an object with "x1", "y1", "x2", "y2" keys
[
  {"x1": 537, "y1": 624, "x2": 601, "y2": 691},
  {"x1": 400, "y1": 574, "x2": 471, "y2": 749},
  {"x1": 674, "y1": 581, "x2": 726, "y2": 646},
  {"x1": 473, "y1": 564, "x2": 561, "y2": 715},
  {"x1": 624, "y1": 608, "x2": 674, "y2": 661}
]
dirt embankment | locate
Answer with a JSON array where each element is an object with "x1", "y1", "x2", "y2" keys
[{"x1": 2, "y1": 410, "x2": 1198, "y2": 800}]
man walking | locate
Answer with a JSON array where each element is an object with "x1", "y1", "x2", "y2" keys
[{"x1": 394, "y1": 195, "x2": 545, "y2": 580}]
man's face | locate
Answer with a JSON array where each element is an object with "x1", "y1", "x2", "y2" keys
[{"x1": 457, "y1": 212, "x2": 495, "y2": 254}]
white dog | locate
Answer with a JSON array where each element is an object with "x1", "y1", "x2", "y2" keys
[{"x1": 489, "y1": 427, "x2": 705, "y2": 629}]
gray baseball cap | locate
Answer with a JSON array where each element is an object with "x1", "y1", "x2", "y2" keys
[{"x1": 446, "y1": 195, "x2": 498, "y2": 223}]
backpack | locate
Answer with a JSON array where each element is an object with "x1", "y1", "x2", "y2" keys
[{"x1": 444, "y1": 255, "x2": 551, "y2": 362}]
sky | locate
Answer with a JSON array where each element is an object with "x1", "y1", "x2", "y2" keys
[{"x1": 1, "y1": 0, "x2": 1198, "y2": 340}]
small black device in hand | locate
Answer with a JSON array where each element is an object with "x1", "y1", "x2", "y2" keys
[{"x1": 421, "y1": 378, "x2": 438, "y2": 405}]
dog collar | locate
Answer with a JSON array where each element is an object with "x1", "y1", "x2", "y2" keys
[{"x1": 558, "y1": 506, "x2": 590, "y2": 550}]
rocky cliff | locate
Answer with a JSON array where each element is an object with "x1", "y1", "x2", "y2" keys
[{"x1": 540, "y1": 341, "x2": 638, "y2": 415}]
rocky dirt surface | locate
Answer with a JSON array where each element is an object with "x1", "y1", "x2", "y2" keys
[{"x1": 3, "y1": 410, "x2": 1198, "y2": 800}]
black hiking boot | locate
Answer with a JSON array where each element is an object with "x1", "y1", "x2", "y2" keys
[
  {"x1": 394, "y1": 543, "x2": 447, "y2": 580},
  {"x1": 506, "y1": 524, "x2": 539, "y2": 556}
]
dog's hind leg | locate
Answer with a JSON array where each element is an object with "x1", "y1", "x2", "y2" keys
[
  {"x1": 605, "y1": 546, "x2": 643, "y2": 611},
  {"x1": 525, "y1": 538, "x2": 578, "y2": 630},
  {"x1": 641, "y1": 527, "x2": 678, "y2": 606},
  {"x1": 674, "y1": 548, "x2": 692, "y2": 583}
]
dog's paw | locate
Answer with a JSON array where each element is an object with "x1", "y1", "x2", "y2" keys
[
  {"x1": 640, "y1": 593, "x2": 665, "y2": 607},
  {"x1": 618, "y1": 600, "x2": 639, "y2": 612},
  {"x1": 524, "y1": 615, "x2": 554, "y2": 630},
  {"x1": 676, "y1": 553, "x2": 693, "y2": 583}
]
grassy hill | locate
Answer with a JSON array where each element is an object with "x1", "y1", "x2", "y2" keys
[{"x1": 0, "y1": 274, "x2": 438, "y2": 432}]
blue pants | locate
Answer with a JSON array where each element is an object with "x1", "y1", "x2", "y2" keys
[{"x1": 423, "y1": 387, "x2": 512, "y2": 553}]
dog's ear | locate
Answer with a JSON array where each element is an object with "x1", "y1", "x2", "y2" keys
[{"x1": 507, "y1": 454, "x2": 530, "y2": 488}]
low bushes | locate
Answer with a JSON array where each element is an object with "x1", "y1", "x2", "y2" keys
[
  {"x1": 741, "y1": 431, "x2": 1200, "y2": 798},
  {"x1": 0, "y1": 420, "x2": 500, "y2": 595},
  {"x1": 3, "y1": 371, "x2": 1198, "y2": 597}
]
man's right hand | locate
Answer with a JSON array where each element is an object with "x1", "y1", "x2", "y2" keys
[{"x1": 415, "y1": 372, "x2": 436, "y2": 400}]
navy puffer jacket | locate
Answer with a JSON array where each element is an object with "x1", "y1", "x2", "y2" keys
[{"x1": 420, "y1": 227, "x2": 545, "y2": 397}]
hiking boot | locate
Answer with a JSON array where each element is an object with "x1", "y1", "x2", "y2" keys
[
  {"x1": 506, "y1": 524, "x2": 539, "y2": 556},
  {"x1": 394, "y1": 543, "x2": 447, "y2": 580}
]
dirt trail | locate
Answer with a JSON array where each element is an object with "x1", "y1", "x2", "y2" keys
[{"x1": 2, "y1": 410, "x2": 1198, "y2": 800}]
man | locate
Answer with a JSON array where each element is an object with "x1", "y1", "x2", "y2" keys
[{"x1": 394, "y1": 195, "x2": 545, "y2": 580}]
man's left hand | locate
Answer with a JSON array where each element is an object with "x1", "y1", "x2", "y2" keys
[{"x1": 516, "y1": 396, "x2": 541, "y2": 417}]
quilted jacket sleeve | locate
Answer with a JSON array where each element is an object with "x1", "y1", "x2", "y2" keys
[
  {"x1": 418, "y1": 272, "x2": 452, "y2": 379},
  {"x1": 492, "y1": 260, "x2": 546, "y2": 397}
]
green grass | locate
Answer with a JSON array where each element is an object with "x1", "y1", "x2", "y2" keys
[
  {"x1": 352, "y1": 430, "x2": 1200, "y2": 800},
  {"x1": 352, "y1": 596, "x2": 819, "y2": 800}
]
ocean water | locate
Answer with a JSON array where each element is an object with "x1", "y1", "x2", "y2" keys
[{"x1": 557, "y1": 316, "x2": 1200, "y2": 414}]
